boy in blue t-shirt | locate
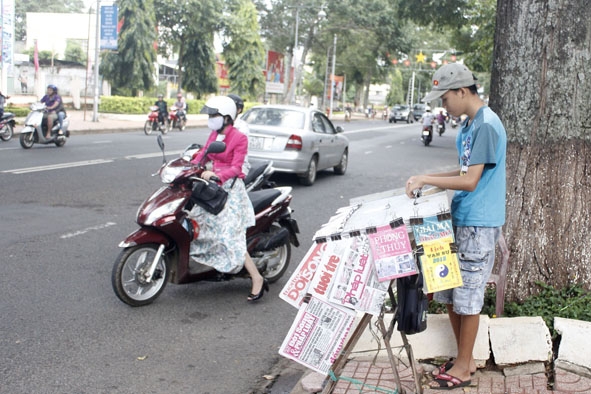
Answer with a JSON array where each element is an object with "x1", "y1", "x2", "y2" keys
[{"x1": 405, "y1": 63, "x2": 507, "y2": 390}]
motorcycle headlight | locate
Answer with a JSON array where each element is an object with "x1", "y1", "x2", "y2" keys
[
  {"x1": 160, "y1": 165, "x2": 184, "y2": 184},
  {"x1": 144, "y1": 198, "x2": 186, "y2": 225}
]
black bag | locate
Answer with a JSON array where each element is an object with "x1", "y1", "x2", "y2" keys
[
  {"x1": 395, "y1": 273, "x2": 428, "y2": 335},
  {"x1": 190, "y1": 180, "x2": 228, "y2": 215}
]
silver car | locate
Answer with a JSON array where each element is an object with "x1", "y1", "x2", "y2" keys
[{"x1": 241, "y1": 105, "x2": 349, "y2": 186}]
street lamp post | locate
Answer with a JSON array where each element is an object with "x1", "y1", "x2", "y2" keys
[
  {"x1": 328, "y1": 34, "x2": 337, "y2": 119},
  {"x1": 289, "y1": 5, "x2": 326, "y2": 105}
]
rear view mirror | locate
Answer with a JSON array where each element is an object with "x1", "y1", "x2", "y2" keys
[{"x1": 336, "y1": 126, "x2": 344, "y2": 133}]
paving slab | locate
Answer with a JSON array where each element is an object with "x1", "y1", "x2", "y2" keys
[
  {"x1": 489, "y1": 316, "x2": 552, "y2": 366},
  {"x1": 554, "y1": 317, "x2": 591, "y2": 378},
  {"x1": 350, "y1": 313, "x2": 490, "y2": 367}
]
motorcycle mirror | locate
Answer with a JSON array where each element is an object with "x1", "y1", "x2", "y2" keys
[
  {"x1": 157, "y1": 135, "x2": 166, "y2": 163},
  {"x1": 207, "y1": 141, "x2": 226, "y2": 154}
]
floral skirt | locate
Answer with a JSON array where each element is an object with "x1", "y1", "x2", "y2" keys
[{"x1": 188, "y1": 178, "x2": 255, "y2": 273}]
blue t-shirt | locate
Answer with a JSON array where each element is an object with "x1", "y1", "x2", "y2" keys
[{"x1": 451, "y1": 106, "x2": 507, "y2": 227}]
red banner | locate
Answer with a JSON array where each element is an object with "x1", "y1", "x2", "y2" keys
[{"x1": 265, "y1": 50, "x2": 285, "y2": 94}]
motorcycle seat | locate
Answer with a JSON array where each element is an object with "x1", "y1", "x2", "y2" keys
[
  {"x1": 244, "y1": 161, "x2": 270, "y2": 185},
  {"x1": 248, "y1": 188, "x2": 281, "y2": 214}
]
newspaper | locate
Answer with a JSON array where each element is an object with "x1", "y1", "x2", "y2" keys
[
  {"x1": 278, "y1": 295, "x2": 356, "y2": 375},
  {"x1": 280, "y1": 242, "x2": 327, "y2": 309},
  {"x1": 307, "y1": 236, "x2": 388, "y2": 316}
]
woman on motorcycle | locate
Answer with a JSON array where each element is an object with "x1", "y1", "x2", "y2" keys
[
  {"x1": 190, "y1": 96, "x2": 268, "y2": 302},
  {"x1": 40, "y1": 84, "x2": 65, "y2": 138}
]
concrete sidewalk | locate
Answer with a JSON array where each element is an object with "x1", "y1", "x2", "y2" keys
[{"x1": 283, "y1": 315, "x2": 591, "y2": 393}]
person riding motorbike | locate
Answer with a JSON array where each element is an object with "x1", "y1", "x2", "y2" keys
[
  {"x1": 189, "y1": 96, "x2": 268, "y2": 302},
  {"x1": 154, "y1": 94, "x2": 168, "y2": 126},
  {"x1": 421, "y1": 108, "x2": 435, "y2": 129},
  {"x1": 436, "y1": 110, "x2": 447, "y2": 134},
  {"x1": 0, "y1": 89, "x2": 9, "y2": 119},
  {"x1": 173, "y1": 92, "x2": 187, "y2": 121},
  {"x1": 40, "y1": 84, "x2": 66, "y2": 138}
]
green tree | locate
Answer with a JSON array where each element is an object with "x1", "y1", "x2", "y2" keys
[
  {"x1": 15, "y1": 0, "x2": 84, "y2": 41},
  {"x1": 386, "y1": 68, "x2": 404, "y2": 105},
  {"x1": 64, "y1": 40, "x2": 86, "y2": 64},
  {"x1": 221, "y1": 0, "x2": 266, "y2": 100},
  {"x1": 154, "y1": 0, "x2": 221, "y2": 95},
  {"x1": 100, "y1": 0, "x2": 158, "y2": 96}
]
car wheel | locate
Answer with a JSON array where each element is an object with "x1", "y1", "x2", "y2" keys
[
  {"x1": 299, "y1": 156, "x2": 318, "y2": 186},
  {"x1": 334, "y1": 149, "x2": 348, "y2": 175}
]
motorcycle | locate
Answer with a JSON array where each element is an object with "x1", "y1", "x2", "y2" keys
[
  {"x1": 168, "y1": 107, "x2": 187, "y2": 132},
  {"x1": 18, "y1": 102, "x2": 70, "y2": 149},
  {"x1": 421, "y1": 125, "x2": 433, "y2": 146},
  {"x1": 344, "y1": 109, "x2": 351, "y2": 123},
  {"x1": 112, "y1": 136, "x2": 300, "y2": 307},
  {"x1": 244, "y1": 160, "x2": 276, "y2": 192},
  {"x1": 437, "y1": 122, "x2": 445, "y2": 136},
  {"x1": 0, "y1": 111, "x2": 16, "y2": 142},
  {"x1": 144, "y1": 105, "x2": 169, "y2": 135}
]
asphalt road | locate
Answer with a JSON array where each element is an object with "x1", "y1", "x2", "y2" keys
[{"x1": 0, "y1": 120, "x2": 458, "y2": 394}]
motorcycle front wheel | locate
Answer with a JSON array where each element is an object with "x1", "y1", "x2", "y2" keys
[
  {"x1": 112, "y1": 244, "x2": 170, "y2": 307},
  {"x1": 0, "y1": 123, "x2": 13, "y2": 141},
  {"x1": 252, "y1": 225, "x2": 291, "y2": 283},
  {"x1": 19, "y1": 132, "x2": 35, "y2": 149},
  {"x1": 179, "y1": 119, "x2": 186, "y2": 131}
]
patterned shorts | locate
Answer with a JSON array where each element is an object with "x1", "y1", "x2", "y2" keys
[{"x1": 433, "y1": 226, "x2": 501, "y2": 315}]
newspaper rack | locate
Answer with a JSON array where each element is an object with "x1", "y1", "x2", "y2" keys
[
  {"x1": 279, "y1": 188, "x2": 451, "y2": 394},
  {"x1": 319, "y1": 188, "x2": 450, "y2": 394}
]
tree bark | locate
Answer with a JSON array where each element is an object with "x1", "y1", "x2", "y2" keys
[{"x1": 490, "y1": 0, "x2": 591, "y2": 301}]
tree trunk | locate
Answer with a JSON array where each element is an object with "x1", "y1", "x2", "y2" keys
[{"x1": 490, "y1": 0, "x2": 591, "y2": 301}]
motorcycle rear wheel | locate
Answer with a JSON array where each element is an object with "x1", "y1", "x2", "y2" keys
[
  {"x1": 252, "y1": 225, "x2": 291, "y2": 283},
  {"x1": 0, "y1": 123, "x2": 13, "y2": 141},
  {"x1": 112, "y1": 244, "x2": 170, "y2": 307}
]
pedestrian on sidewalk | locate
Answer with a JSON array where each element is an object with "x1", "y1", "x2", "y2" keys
[
  {"x1": 18, "y1": 71, "x2": 28, "y2": 93},
  {"x1": 404, "y1": 63, "x2": 507, "y2": 390}
]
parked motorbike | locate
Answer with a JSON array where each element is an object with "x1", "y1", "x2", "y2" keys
[
  {"x1": 0, "y1": 111, "x2": 16, "y2": 142},
  {"x1": 18, "y1": 102, "x2": 70, "y2": 149},
  {"x1": 112, "y1": 136, "x2": 299, "y2": 307},
  {"x1": 244, "y1": 160, "x2": 276, "y2": 192},
  {"x1": 168, "y1": 107, "x2": 187, "y2": 132},
  {"x1": 421, "y1": 125, "x2": 433, "y2": 146},
  {"x1": 144, "y1": 105, "x2": 168, "y2": 135}
]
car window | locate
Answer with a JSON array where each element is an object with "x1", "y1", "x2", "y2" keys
[
  {"x1": 319, "y1": 113, "x2": 336, "y2": 134},
  {"x1": 242, "y1": 108, "x2": 305, "y2": 128},
  {"x1": 311, "y1": 113, "x2": 326, "y2": 133}
]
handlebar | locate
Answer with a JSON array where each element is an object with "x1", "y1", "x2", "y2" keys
[{"x1": 210, "y1": 175, "x2": 221, "y2": 183}]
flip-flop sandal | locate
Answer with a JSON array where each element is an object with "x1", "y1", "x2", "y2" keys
[
  {"x1": 431, "y1": 373, "x2": 471, "y2": 390},
  {"x1": 432, "y1": 359, "x2": 454, "y2": 376}
]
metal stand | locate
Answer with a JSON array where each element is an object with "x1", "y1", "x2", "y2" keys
[{"x1": 322, "y1": 284, "x2": 423, "y2": 394}]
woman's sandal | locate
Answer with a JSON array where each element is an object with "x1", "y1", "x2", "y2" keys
[{"x1": 430, "y1": 373, "x2": 471, "y2": 390}]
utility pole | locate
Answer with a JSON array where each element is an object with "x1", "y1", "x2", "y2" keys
[{"x1": 92, "y1": 0, "x2": 100, "y2": 122}]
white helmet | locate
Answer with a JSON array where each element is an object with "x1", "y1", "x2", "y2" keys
[{"x1": 201, "y1": 96, "x2": 237, "y2": 120}]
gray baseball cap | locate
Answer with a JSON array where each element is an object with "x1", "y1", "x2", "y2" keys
[{"x1": 423, "y1": 63, "x2": 478, "y2": 102}]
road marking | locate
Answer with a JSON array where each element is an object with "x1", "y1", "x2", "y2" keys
[
  {"x1": 60, "y1": 222, "x2": 117, "y2": 239},
  {"x1": 2, "y1": 159, "x2": 114, "y2": 174}
]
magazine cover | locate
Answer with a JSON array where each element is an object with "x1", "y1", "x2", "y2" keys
[
  {"x1": 367, "y1": 221, "x2": 417, "y2": 282},
  {"x1": 419, "y1": 237, "x2": 463, "y2": 293},
  {"x1": 411, "y1": 213, "x2": 454, "y2": 245},
  {"x1": 278, "y1": 295, "x2": 356, "y2": 375}
]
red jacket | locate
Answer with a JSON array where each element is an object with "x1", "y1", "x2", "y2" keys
[{"x1": 191, "y1": 125, "x2": 247, "y2": 184}]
